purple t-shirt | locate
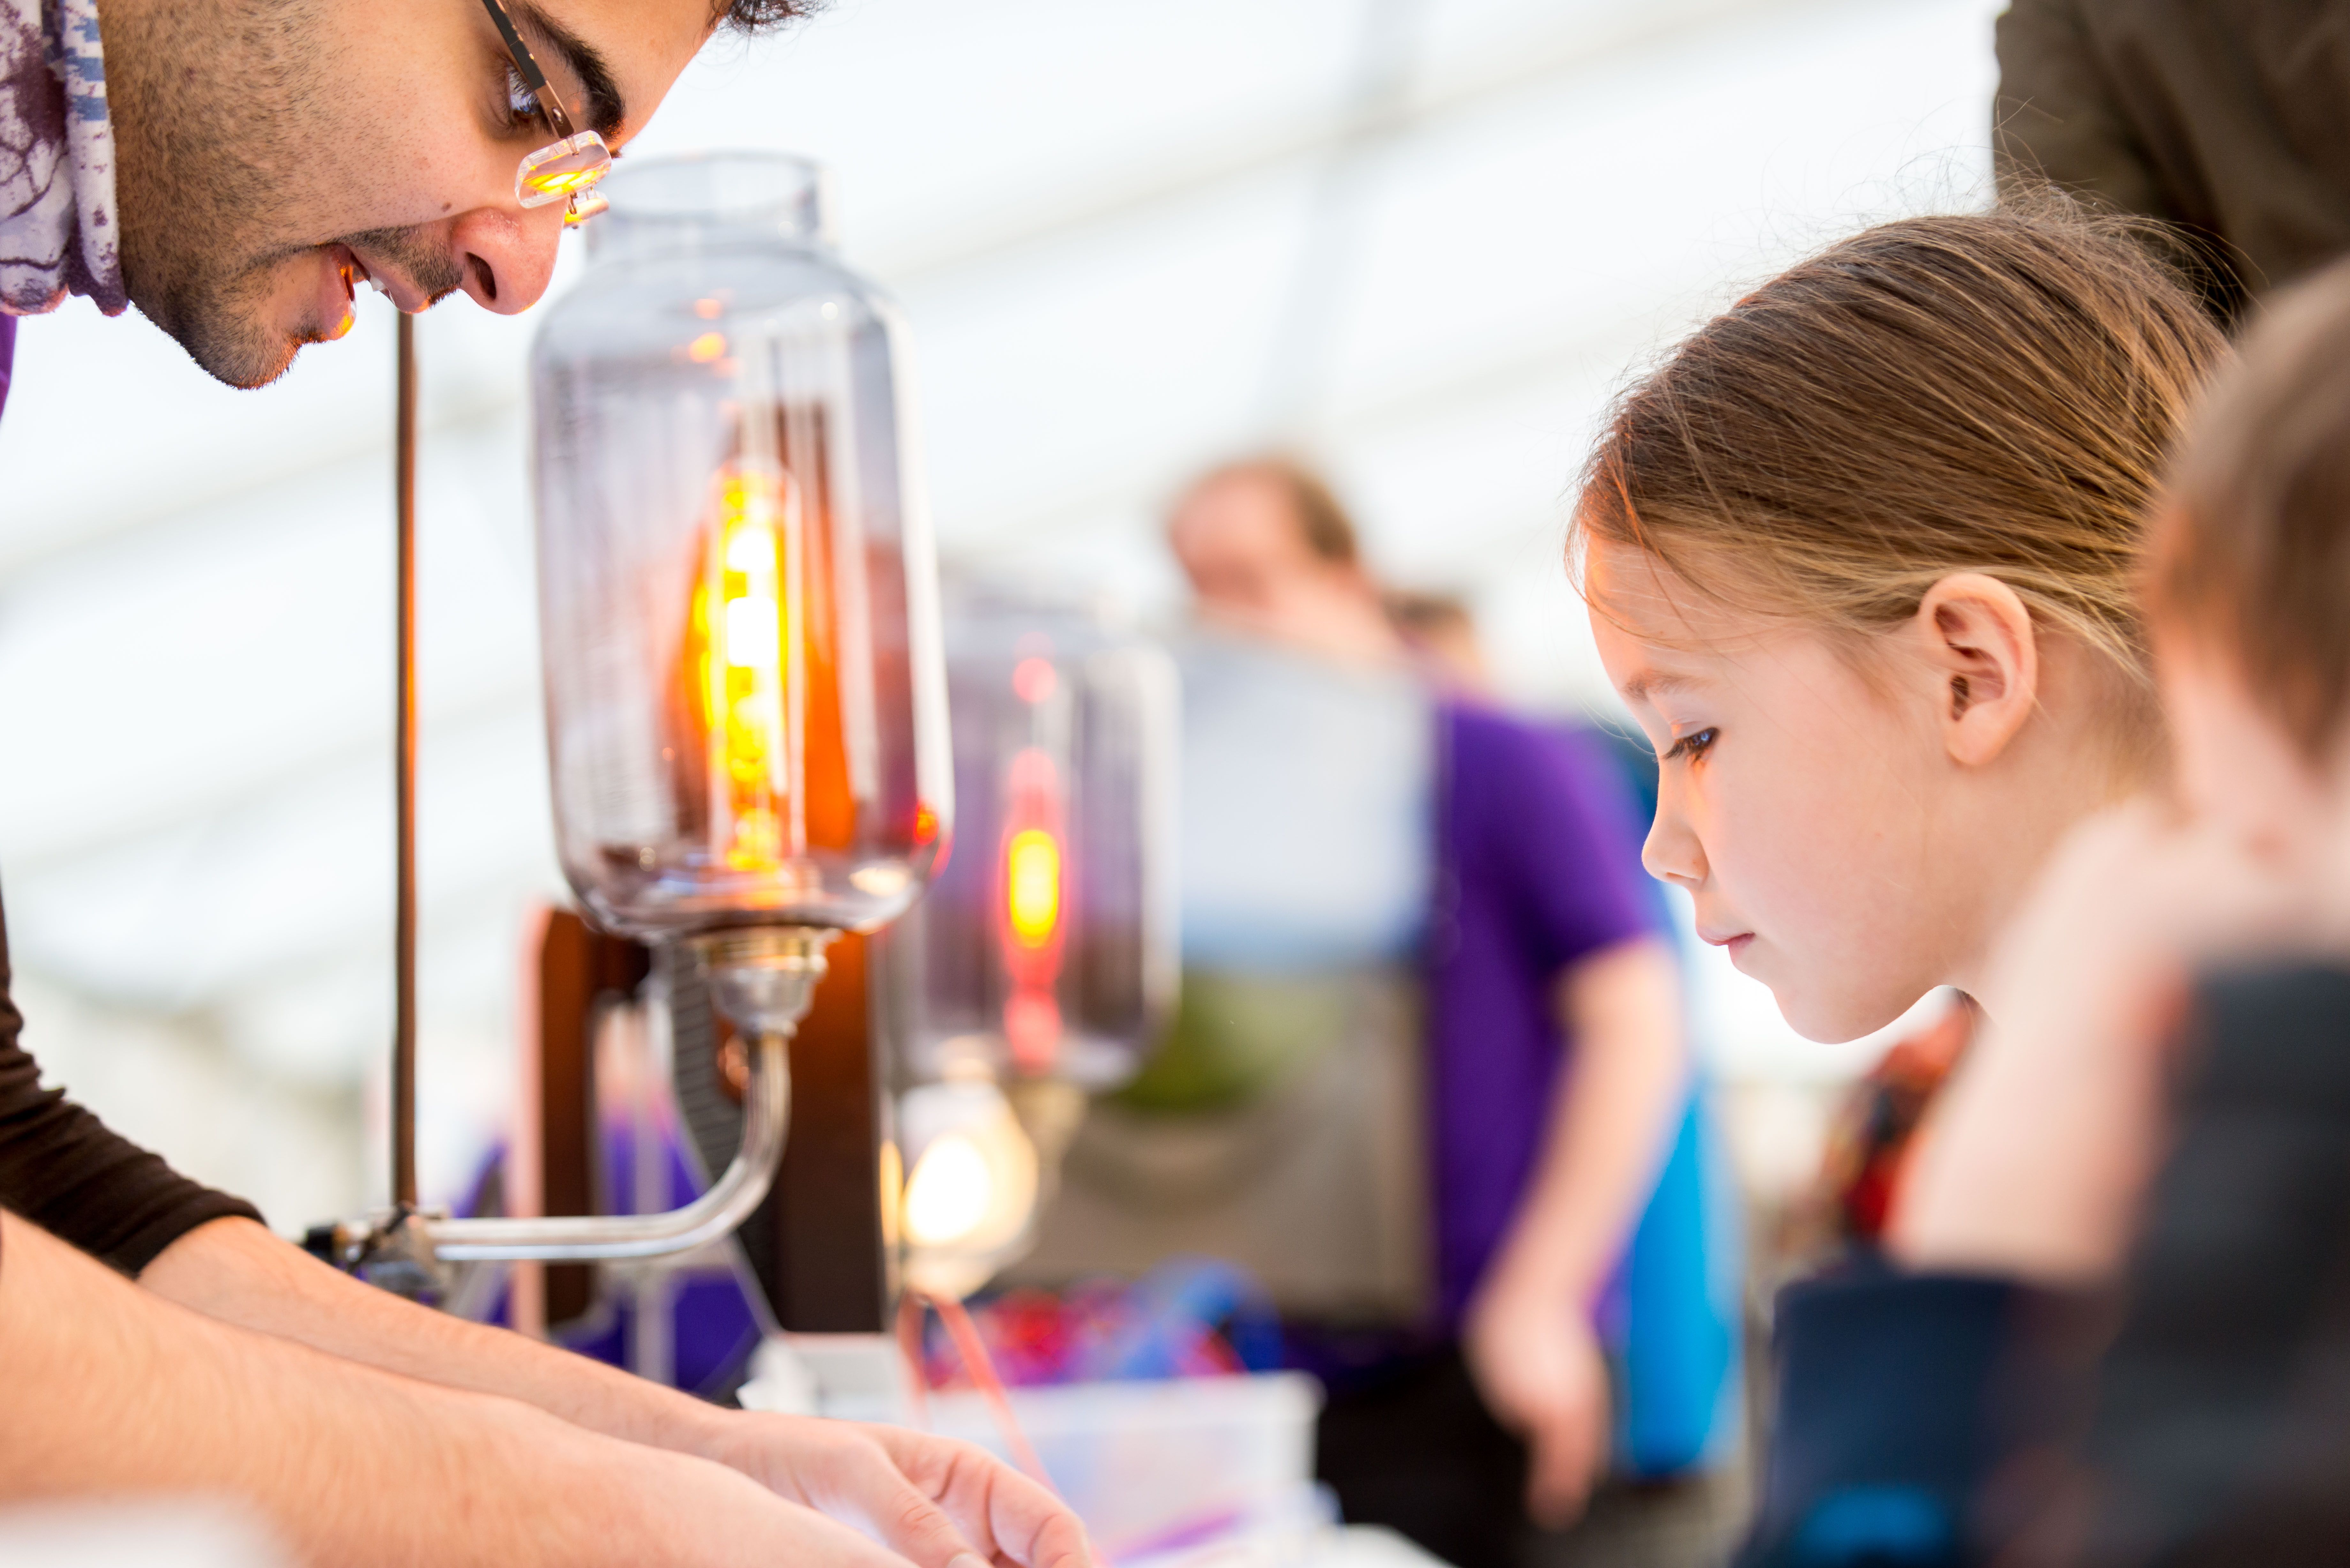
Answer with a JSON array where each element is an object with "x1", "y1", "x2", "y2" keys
[{"x1": 1426, "y1": 701, "x2": 1658, "y2": 1326}]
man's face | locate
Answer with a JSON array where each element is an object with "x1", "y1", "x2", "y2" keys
[
  {"x1": 1168, "y1": 474, "x2": 1316, "y2": 618},
  {"x1": 108, "y1": 0, "x2": 719, "y2": 388}
]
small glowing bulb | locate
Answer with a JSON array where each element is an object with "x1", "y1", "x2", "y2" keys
[
  {"x1": 904, "y1": 1134, "x2": 993, "y2": 1247},
  {"x1": 1005, "y1": 829, "x2": 1060, "y2": 947},
  {"x1": 1012, "y1": 657, "x2": 1057, "y2": 705}
]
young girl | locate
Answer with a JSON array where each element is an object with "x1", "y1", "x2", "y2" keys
[
  {"x1": 1574, "y1": 207, "x2": 2220, "y2": 1055},
  {"x1": 1560, "y1": 206, "x2": 2229, "y2": 1561}
]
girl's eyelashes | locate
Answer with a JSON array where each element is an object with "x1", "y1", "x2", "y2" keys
[{"x1": 1661, "y1": 727, "x2": 1719, "y2": 764}]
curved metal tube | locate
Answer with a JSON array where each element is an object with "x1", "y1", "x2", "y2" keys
[{"x1": 426, "y1": 1030, "x2": 790, "y2": 1262}]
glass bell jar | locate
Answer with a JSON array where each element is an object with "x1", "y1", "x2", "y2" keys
[
  {"x1": 883, "y1": 589, "x2": 1179, "y2": 1091},
  {"x1": 531, "y1": 153, "x2": 951, "y2": 962}
]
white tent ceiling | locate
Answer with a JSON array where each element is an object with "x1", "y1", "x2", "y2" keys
[{"x1": 0, "y1": 0, "x2": 2001, "y2": 1223}]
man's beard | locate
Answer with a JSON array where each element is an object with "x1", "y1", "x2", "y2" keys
[
  {"x1": 104, "y1": 0, "x2": 464, "y2": 389},
  {"x1": 163, "y1": 226, "x2": 467, "y2": 390}
]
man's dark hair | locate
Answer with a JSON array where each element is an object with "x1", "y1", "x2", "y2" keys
[
  {"x1": 1183, "y1": 455, "x2": 1364, "y2": 568},
  {"x1": 720, "y1": 0, "x2": 819, "y2": 27}
]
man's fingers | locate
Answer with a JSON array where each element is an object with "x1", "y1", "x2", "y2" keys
[
  {"x1": 977, "y1": 1483, "x2": 1093, "y2": 1568},
  {"x1": 856, "y1": 1472, "x2": 990, "y2": 1568},
  {"x1": 781, "y1": 1495, "x2": 945, "y2": 1568},
  {"x1": 870, "y1": 1429, "x2": 1095, "y2": 1568}
]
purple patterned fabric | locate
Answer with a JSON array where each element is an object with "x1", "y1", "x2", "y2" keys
[
  {"x1": 0, "y1": 0, "x2": 123, "y2": 316},
  {"x1": 1425, "y1": 702, "x2": 1658, "y2": 1326}
]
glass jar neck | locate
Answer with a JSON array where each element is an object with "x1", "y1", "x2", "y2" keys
[{"x1": 585, "y1": 153, "x2": 834, "y2": 265}]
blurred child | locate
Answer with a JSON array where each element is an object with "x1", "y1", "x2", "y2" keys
[
  {"x1": 1878, "y1": 257, "x2": 2350, "y2": 1564},
  {"x1": 1562, "y1": 204, "x2": 2228, "y2": 1561}
]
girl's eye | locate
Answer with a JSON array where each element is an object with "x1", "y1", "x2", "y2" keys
[{"x1": 1662, "y1": 727, "x2": 1718, "y2": 764}]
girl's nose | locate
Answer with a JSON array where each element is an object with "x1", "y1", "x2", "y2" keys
[{"x1": 1642, "y1": 793, "x2": 1708, "y2": 888}]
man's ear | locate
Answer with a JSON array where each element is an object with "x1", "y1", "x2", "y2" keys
[{"x1": 1913, "y1": 572, "x2": 2040, "y2": 767}]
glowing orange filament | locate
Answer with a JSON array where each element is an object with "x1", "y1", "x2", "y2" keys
[{"x1": 689, "y1": 465, "x2": 796, "y2": 872}]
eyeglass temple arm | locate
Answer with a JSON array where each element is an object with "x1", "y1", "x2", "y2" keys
[{"x1": 477, "y1": 0, "x2": 580, "y2": 139}]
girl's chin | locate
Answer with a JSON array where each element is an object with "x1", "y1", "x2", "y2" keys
[{"x1": 1771, "y1": 981, "x2": 1932, "y2": 1047}]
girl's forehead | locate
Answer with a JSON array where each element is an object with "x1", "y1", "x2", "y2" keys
[{"x1": 1585, "y1": 539, "x2": 1785, "y2": 654}]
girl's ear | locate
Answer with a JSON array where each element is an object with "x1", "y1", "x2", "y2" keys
[{"x1": 1914, "y1": 573, "x2": 2040, "y2": 768}]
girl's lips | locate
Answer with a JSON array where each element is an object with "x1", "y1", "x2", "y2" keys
[{"x1": 1700, "y1": 930, "x2": 1755, "y2": 954}]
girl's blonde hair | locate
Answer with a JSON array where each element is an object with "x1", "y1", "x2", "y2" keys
[{"x1": 1572, "y1": 204, "x2": 2229, "y2": 724}]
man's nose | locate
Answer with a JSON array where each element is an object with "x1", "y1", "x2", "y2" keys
[{"x1": 448, "y1": 203, "x2": 565, "y2": 315}]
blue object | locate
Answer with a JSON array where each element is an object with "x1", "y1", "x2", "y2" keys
[
  {"x1": 1790, "y1": 1487, "x2": 1955, "y2": 1564},
  {"x1": 1090, "y1": 1257, "x2": 1285, "y2": 1379},
  {"x1": 1739, "y1": 1267, "x2": 2025, "y2": 1566},
  {"x1": 1616, "y1": 1090, "x2": 1745, "y2": 1474}
]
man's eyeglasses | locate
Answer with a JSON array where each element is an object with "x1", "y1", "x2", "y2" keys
[{"x1": 479, "y1": 0, "x2": 611, "y2": 225}]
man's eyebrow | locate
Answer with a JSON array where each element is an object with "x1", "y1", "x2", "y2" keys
[
  {"x1": 1621, "y1": 669, "x2": 1704, "y2": 705},
  {"x1": 513, "y1": 1, "x2": 627, "y2": 141}
]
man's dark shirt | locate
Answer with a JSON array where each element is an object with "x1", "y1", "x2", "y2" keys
[{"x1": 0, "y1": 321, "x2": 263, "y2": 1272}]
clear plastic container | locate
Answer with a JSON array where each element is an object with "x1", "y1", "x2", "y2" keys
[
  {"x1": 922, "y1": 1373, "x2": 1323, "y2": 1554},
  {"x1": 530, "y1": 154, "x2": 951, "y2": 941}
]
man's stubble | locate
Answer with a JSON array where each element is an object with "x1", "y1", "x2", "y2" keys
[{"x1": 104, "y1": 0, "x2": 459, "y2": 388}]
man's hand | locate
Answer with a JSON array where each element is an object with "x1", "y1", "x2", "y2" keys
[
  {"x1": 702, "y1": 1416, "x2": 1092, "y2": 1568},
  {"x1": 1463, "y1": 1272, "x2": 1611, "y2": 1529},
  {"x1": 580, "y1": 1437, "x2": 961, "y2": 1568},
  {"x1": 143, "y1": 1218, "x2": 1096, "y2": 1568},
  {"x1": 3, "y1": 1208, "x2": 958, "y2": 1568}
]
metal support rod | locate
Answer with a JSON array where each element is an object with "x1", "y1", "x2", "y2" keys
[
  {"x1": 428, "y1": 1030, "x2": 792, "y2": 1261},
  {"x1": 393, "y1": 312, "x2": 420, "y2": 1211}
]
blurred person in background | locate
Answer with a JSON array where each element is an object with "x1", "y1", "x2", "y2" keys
[
  {"x1": 1019, "y1": 457, "x2": 1743, "y2": 1568},
  {"x1": 1387, "y1": 588, "x2": 1497, "y2": 695}
]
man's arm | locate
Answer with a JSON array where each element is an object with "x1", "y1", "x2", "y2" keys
[
  {"x1": 141, "y1": 1216, "x2": 1089, "y2": 1568},
  {"x1": 0, "y1": 1207, "x2": 923, "y2": 1568},
  {"x1": 1461, "y1": 936, "x2": 1687, "y2": 1525}
]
